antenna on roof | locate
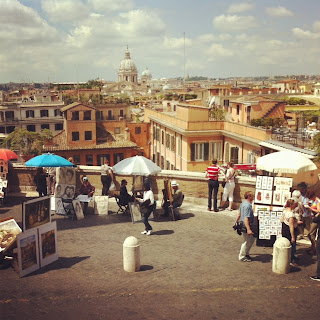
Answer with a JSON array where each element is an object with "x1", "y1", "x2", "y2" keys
[{"x1": 183, "y1": 32, "x2": 186, "y2": 84}]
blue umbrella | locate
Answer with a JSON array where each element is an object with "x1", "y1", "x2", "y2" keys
[{"x1": 25, "y1": 153, "x2": 73, "y2": 167}]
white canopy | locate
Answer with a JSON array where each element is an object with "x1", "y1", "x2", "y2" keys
[{"x1": 256, "y1": 150, "x2": 317, "y2": 174}]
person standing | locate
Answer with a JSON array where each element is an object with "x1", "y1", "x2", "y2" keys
[
  {"x1": 310, "y1": 213, "x2": 320, "y2": 281},
  {"x1": 101, "y1": 159, "x2": 113, "y2": 195},
  {"x1": 220, "y1": 162, "x2": 236, "y2": 211},
  {"x1": 236, "y1": 191, "x2": 255, "y2": 262},
  {"x1": 136, "y1": 182, "x2": 154, "y2": 236},
  {"x1": 205, "y1": 158, "x2": 222, "y2": 212},
  {"x1": 34, "y1": 167, "x2": 48, "y2": 197},
  {"x1": 281, "y1": 199, "x2": 299, "y2": 266}
]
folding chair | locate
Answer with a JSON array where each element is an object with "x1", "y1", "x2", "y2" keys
[
  {"x1": 114, "y1": 195, "x2": 129, "y2": 214},
  {"x1": 60, "y1": 198, "x2": 76, "y2": 220}
]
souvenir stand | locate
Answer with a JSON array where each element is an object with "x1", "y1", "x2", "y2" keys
[
  {"x1": 254, "y1": 175, "x2": 293, "y2": 247},
  {"x1": 255, "y1": 150, "x2": 317, "y2": 247}
]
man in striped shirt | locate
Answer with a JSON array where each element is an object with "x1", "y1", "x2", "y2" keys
[{"x1": 205, "y1": 158, "x2": 222, "y2": 212}]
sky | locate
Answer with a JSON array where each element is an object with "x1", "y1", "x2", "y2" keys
[{"x1": 1, "y1": 0, "x2": 320, "y2": 83}]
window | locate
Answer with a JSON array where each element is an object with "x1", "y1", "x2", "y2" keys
[
  {"x1": 85, "y1": 131, "x2": 92, "y2": 140},
  {"x1": 247, "y1": 106, "x2": 251, "y2": 123},
  {"x1": 54, "y1": 109, "x2": 62, "y2": 117},
  {"x1": 55, "y1": 123, "x2": 63, "y2": 131},
  {"x1": 230, "y1": 146, "x2": 239, "y2": 164},
  {"x1": 85, "y1": 154, "x2": 93, "y2": 165},
  {"x1": 73, "y1": 155, "x2": 81, "y2": 164},
  {"x1": 166, "y1": 161, "x2": 170, "y2": 170},
  {"x1": 237, "y1": 105, "x2": 240, "y2": 116},
  {"x1": 41, "y1": 124, "x2": 50, "y2": 130},
  {"x1": 166, "y1": 133, "x2": 170, "y2": 148},
  {"x1": 83, "y1": 110, "x2": 91, "y2": 120},
  {"x1": 161, "y1": 156, "x2": 164, "y2": 169},
  {"x1": 170, "y1": 135, "x2": 175, "y2": 152},
  {"x1": 5, "y1": 111, "x2": 14, "y2": 120},
  {"x1": 71, "y1": 111, "x2": 79, "y2": 120},
  {"x1": 225, "y1": 142, "x2": 230, "y2": 162},
  {"x1": 72, "y1": 131, "x2": 79, "y2": 141},
  {"x1": 40, "y1": 109, "x2": 49, "y2": 117},
  {"x1": 156, "y1": 128, "x2": 160, "y2": 142},
  {"x1": 97, "y1": 154, "x2": 110, "y2": 166},
  {"x1": 96, "y1": 110, "x2": 103, "y2": 120},
  {"x1": 113, "y1": 153, "x2": 124, "y2": 164},
  {"x1": 7, "y1": 126, "x2": 15, "y2": 133},
  {"x1": 210, "y1": 142, "x2": 222, "y2": 161},
  {"x1": 27, "y1": 125, "x2": 36, "y2": 132},
  {"x1": 135, "y1": 127, "x2": 141, "y2": 134},
  {"x1": 223, "y1": 100, "x2": 229, "y2": 107},
  {"x1": 26, "y1": 110, "x2": 34, "y2": 118},
  {"x1": 0, "y1": 127, "x2": 5, "y2": 133},
  {"x1": 120, "y1": 109, "x2": 124, "y2": 117},
  {"x1": 114, "y1": 127, "x2": 120, "y2": 134},
  {"x1": 107, "y1": 110, "x2": 113, "y2": 120},
  {"x1": 247, "y1": 152, "x2": 255, "y2": 164},
  {"x1": 161, "y1": 130, "x2": 165, "y2": 145},
  {"x1": 191, "y1": 143, "x2": 209, "y2": 161}
]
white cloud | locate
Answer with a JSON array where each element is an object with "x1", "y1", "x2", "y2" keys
[
  {"x1": 163, "y1": 36, "x2": 192, "y2": 50},
  {"x1": 206, "y1": 43, "x2": 234, "y2": 61},
  {"x1": 292, "y1": 27, "x2": 320, "y2": 40},
  {"x1": 198, "y1": 33, "x2": 232, "y2": 43},
  {"x1": 213, "y1": 14, "x2": 257, "y2": 32},
  {"x1": 227, "y1": 2, "x2": 254, "y2": 13},
  {"x1": 88, "y1": 0, "x2": 134, "y2": 12},
  {"x1": 265, "y1": 6, "x2": 294, "y2": 17},
  {"x1": 41, "y1": 0, "x2": 90, "y2": 24}
]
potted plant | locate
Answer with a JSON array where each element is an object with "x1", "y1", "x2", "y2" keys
[{"x1": 1, "y1": 128, "x2": 53, "y2": 161}]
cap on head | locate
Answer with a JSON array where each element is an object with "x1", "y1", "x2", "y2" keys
[
  {"x1": 83, "y1": 177, "x2": 88, "y2": 181},
  {"x1": 171, "y1": 180, "x2": 179, "y2": 187}
]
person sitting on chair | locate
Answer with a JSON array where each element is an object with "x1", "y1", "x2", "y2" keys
[
  {"x1": 120, "y1": 179, "x2": 134, "y2": 205},
  {"x1": 162, "y1": 180, "x2": 184, "y2": 219},
  {"x1": 79, "y1": 177, "x2": 95, "y2": 197}
]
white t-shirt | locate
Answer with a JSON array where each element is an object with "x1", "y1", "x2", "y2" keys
[
  {"x1": 282, "y1": 209, "x2": 298, "y2": 228},
  {"x1": 101, "y1": 164, "x2": 112, "y2": 175},
  {"x1": 139, "y1": 190, "x2": 154, "y2": 206}
]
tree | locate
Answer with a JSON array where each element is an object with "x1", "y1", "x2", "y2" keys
[
  {"x1": 312, "y1": 133, "x2": 320, "y2": 162},
  {"x1": 1, "y1": 128, "x2": 53, "y2": 155},
  {"x1": 209, "y1": 107, "x2": 226, "y2": 121}
]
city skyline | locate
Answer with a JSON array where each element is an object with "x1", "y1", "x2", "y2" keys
[{"x1": 1, "y1": 0, "x2": 320, "y2": 83}]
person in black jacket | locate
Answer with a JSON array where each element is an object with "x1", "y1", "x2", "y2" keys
[
  {"x1": 119, "y1": 180, "x2": 134, "y2": 205},
  {"x1": 34, "y1": 167, "x2": 48, "y2": 197},
  {"x1": 310, "y1": 213, "x2": 320, "y2": 281}
]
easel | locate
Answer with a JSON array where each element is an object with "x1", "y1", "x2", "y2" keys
[{"x1": 163, "y1": 179, "x2": 175, "y2": 221}]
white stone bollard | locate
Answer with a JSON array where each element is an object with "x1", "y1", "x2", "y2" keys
[
  {"x1": 123, "y1": 236, "x2": 140, "y2": 272},
  {"x1": 272, "y1": 237, "x2": 291, "y2": 274}
]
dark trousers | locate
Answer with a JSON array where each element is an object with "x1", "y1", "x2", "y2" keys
[
  {"x1": 316, "y1": 236, "x2": 320, "y2": 277},
  {"x1": 208, "y1": 180, "x2": 219, "y2": 210},
  {"x1": 101, "y1": 175, "x2": 112, "y2": 195},
  {"x1": 141, "y1": 206, "x2": 153, "y2": 231}
]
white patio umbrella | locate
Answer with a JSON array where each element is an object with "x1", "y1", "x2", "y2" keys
[
  {"x1": 256, "y1": 150, "x2": 317, "y2": 174},
  {"x1": 112, "y1": 155, "x2": 161, "y2": 176}
]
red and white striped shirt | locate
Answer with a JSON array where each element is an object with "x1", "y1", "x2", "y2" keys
[{"x1": 206, "y1": 165, "x2": 221, "y2": 180}]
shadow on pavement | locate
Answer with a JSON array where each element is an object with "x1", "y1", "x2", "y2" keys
[
  {"x1": 251, "y1": 253, "x2": 272, "y2": 263},
  {"x1": 140, "y1": 265, "x2": 154, "y2": 271},
  {"x1": 27, "y1": 256, "x2": 90, "y2": 277},
  {"x1": 152, "y1": 230, "x2": 174, "y2": 236}
]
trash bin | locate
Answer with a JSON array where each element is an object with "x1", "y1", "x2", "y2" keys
[
  {"x1": 272, "y1": 237, "x2": 291, "y2": 274},
  {"x1": 123, "y1": 236, "x2": 140, "y2": 272}
]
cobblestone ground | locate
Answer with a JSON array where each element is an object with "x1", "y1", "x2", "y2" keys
[{"x1": 1, "y1": 195, "x2": 320, "y2": 320}]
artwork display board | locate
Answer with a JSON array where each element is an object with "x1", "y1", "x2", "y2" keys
[
  {"x1": 73, "y1": 199, "x2": 84, "y2": 220},
  {"x1": 0, "y1": 218, "x2": 22, "y2": 255},
  {"x1": 129, "y1": 202, "x2": 154, "y2": 224},
  {"x1": 23, "y1": 196, "x2": 51, "y2": 231},
  {"x1": 38, "y1": 221, "x2": 58, "y2": 267},
  {"x1": 254, "y1": 176, "x2": 293, "y2": 246},
  {"x1": 16, "y1": 228, "x2": 40, "y2": 277}
]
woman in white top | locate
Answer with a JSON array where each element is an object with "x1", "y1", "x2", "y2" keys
[
  {"x1": 281, "y1": 198, "x2": 299, "y2": 266},
  {"x1": 101, "y1": 159, "x2": 113, "y2": 195},
  {"x1": 220, "y1": 162, "x2": 236, "y2": 211},
  {"x1": 137, "y1": 182, "x2": 154, "y2": 235}
]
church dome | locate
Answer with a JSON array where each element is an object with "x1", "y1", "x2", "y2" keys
[
  {"x1": 142, "y1": 67, "x2": 152, "y2": 77},
  {"x1": 119, "y1": 50, "x2": 137, "y2": 71}
]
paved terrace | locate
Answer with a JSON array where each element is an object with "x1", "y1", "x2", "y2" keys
[{"x1": 1, "y1": 193, "x2": 319, "y2": 320}]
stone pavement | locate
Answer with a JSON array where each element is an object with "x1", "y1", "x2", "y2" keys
[{"x1": 1, "y1": 194, "x2": 319, "y2": 320}]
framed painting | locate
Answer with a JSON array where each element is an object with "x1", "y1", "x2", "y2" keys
[
  {"x1": 55, "y1": 197, "x2": 66, "y2": 215},
  {"x1": 254, "y1": 189, "x2": 263, "y2": 204},
  {"x1": 38, "y1": 221, "x2": 58, "y2": 268},
  {"x1": 56, "y1": 167, "x2": 66, "y2": 184},
  {"x1": 263, "y1": 190, "x2": 272, "y2": 205},
  {"x1": 0, "y1": 218, "x2": 22, "y2": 254},
  {"x1": 73, "y1": 199, "x2": 84, "y2": 220},
  {"x1": 282, "y1": 191, "x2": 291, "y2": 206},
  {"x1": 255, "y1": 176, "x2": 262, "y2": 189},
  {"x1": 267, "y1": 177, "x2": 274, "y2": 191},
  {"x1": 65, "y1": 167, "x2": 76, "y2": 185},
  {"x1": 272, "y1": 190, "x2": 282, "y2": 206},
  {"x1": 17, "y1": 228, "x2": 40, "y2": 277},
  {"x1": 54, "y1": 184, "x2": 66, "y2": 198},
  {"x1": 261, "y1": 176, "x2": 268, "y2": 190},
  {"x1": 23, "y1": 196, "x2": 51, "y2": 231}
]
